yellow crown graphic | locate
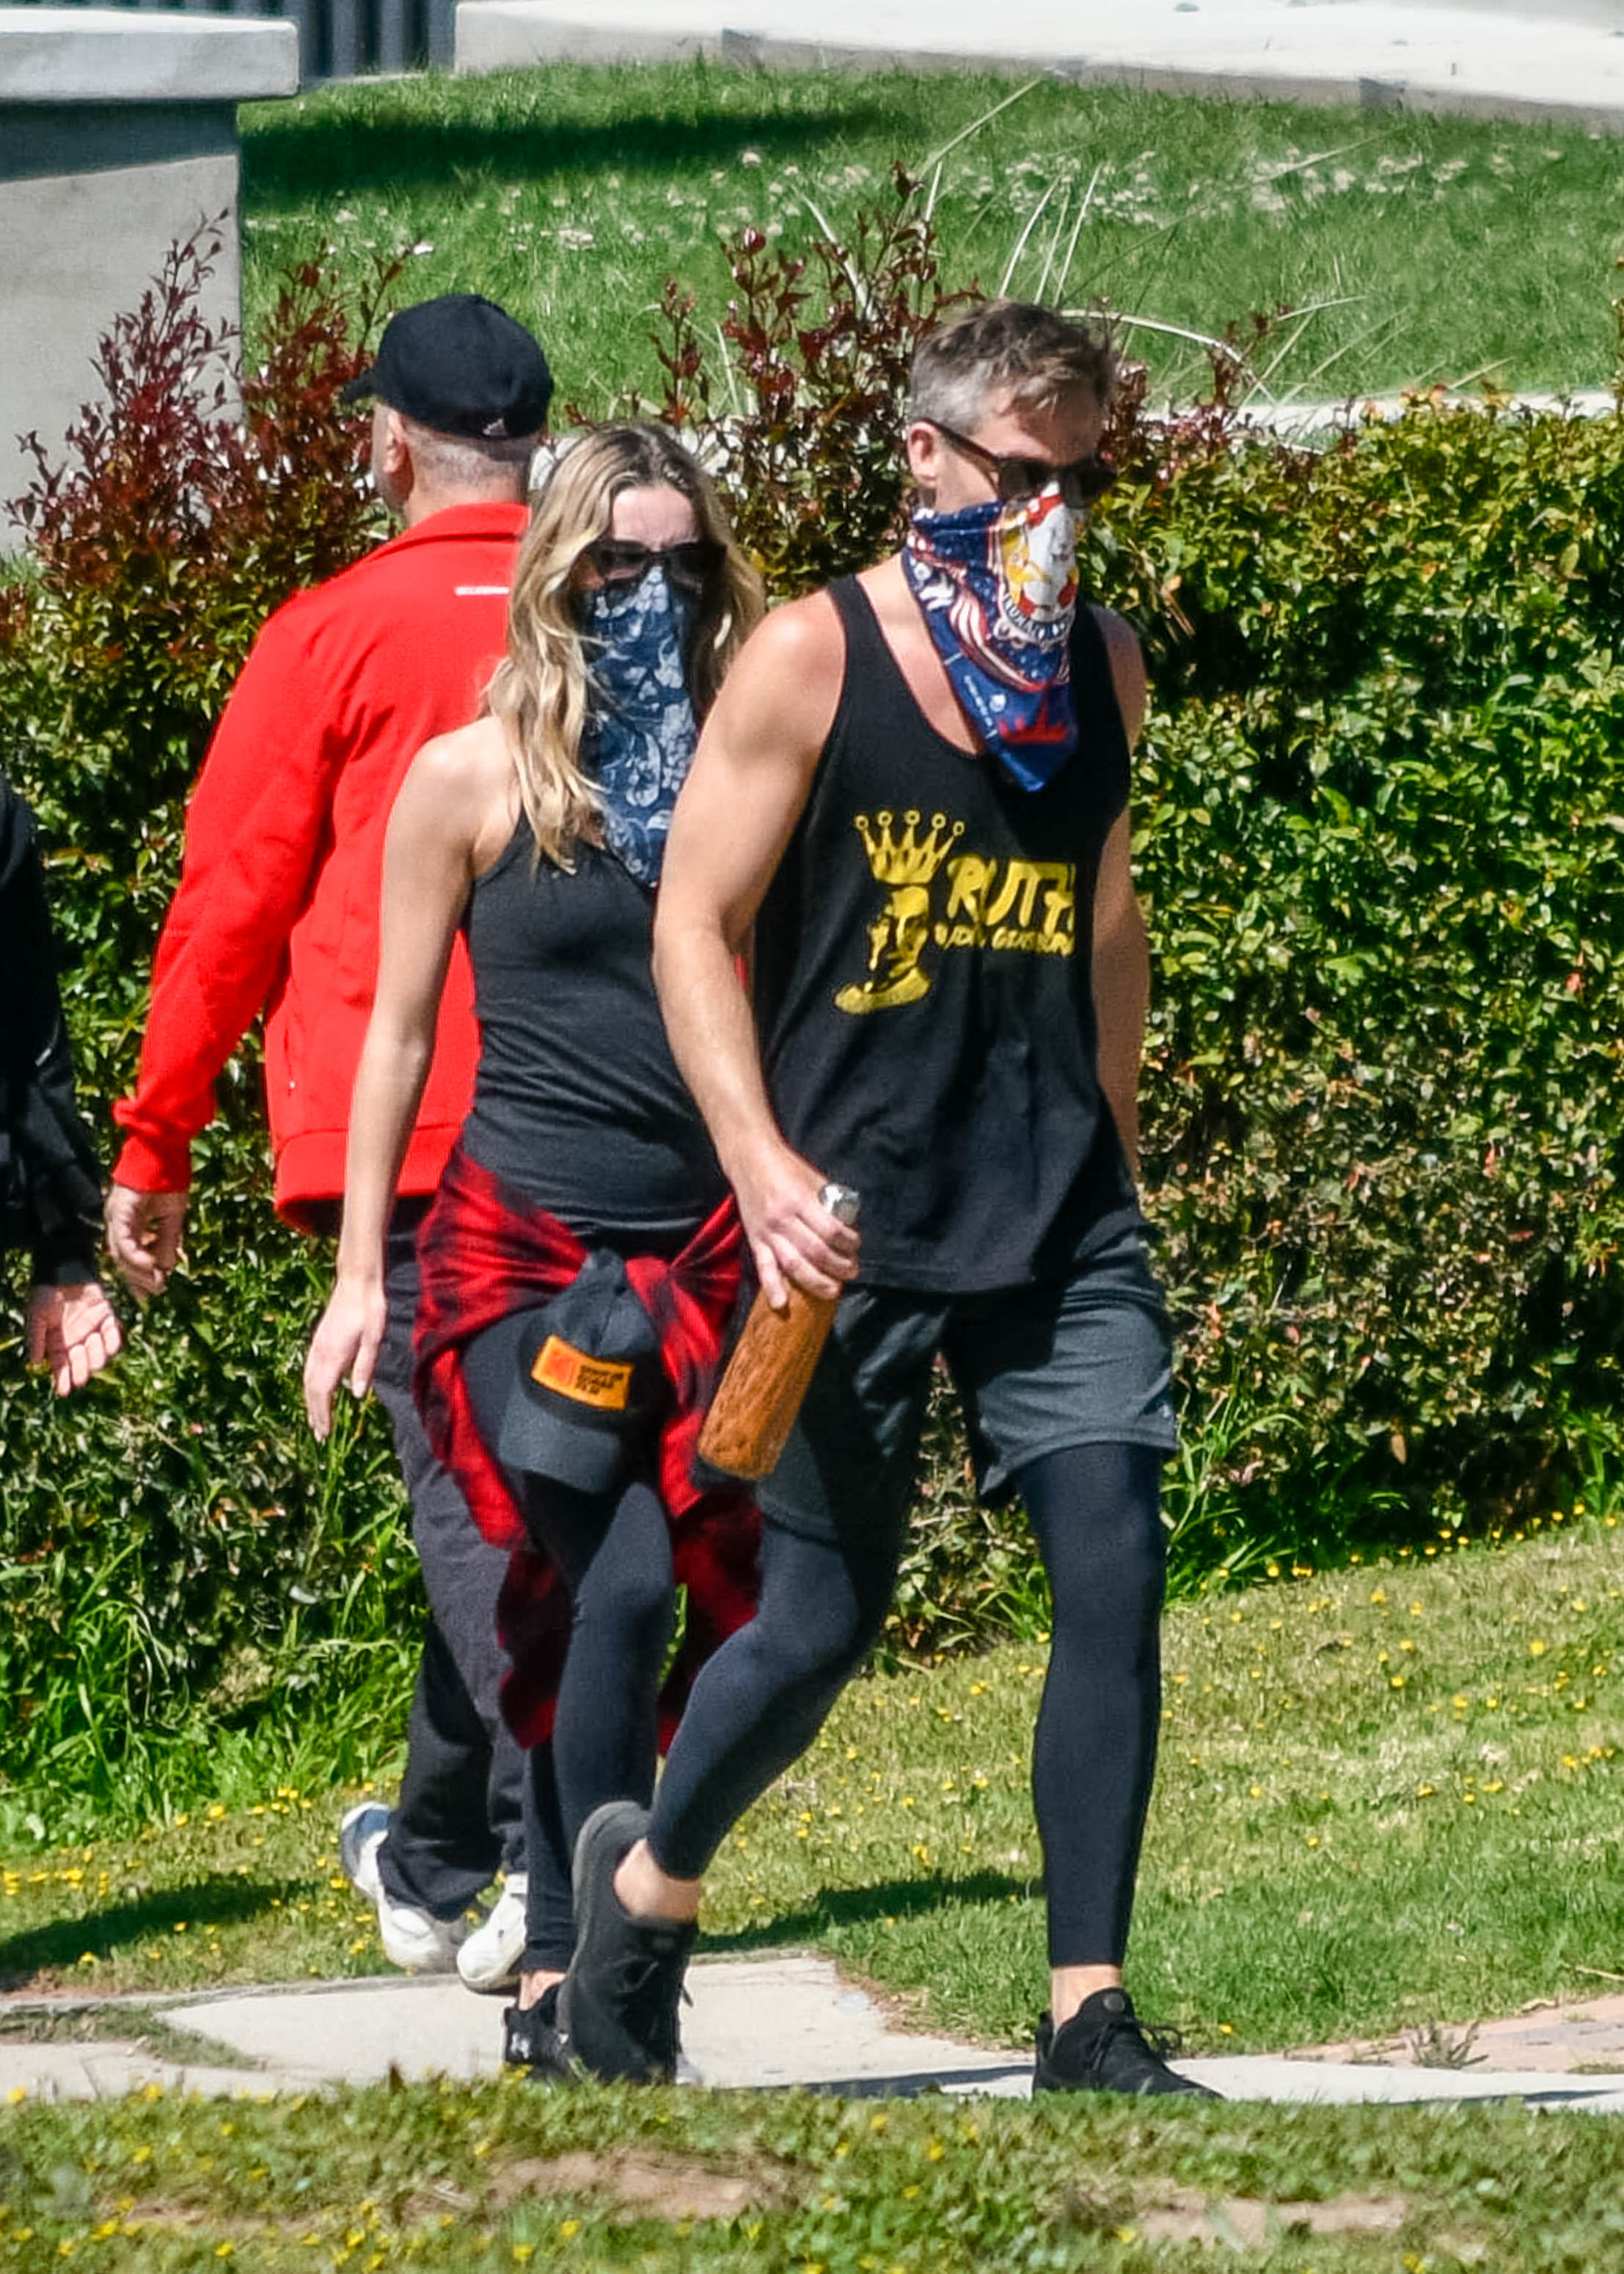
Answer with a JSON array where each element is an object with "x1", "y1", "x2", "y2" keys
[{"x1": 852, "y1": 810, "x2": 964, "y2": 887}]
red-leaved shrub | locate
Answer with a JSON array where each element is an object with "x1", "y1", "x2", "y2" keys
[
  {"x1": 649, "y1": 165, "x2": 970, "y2": 597},
  {"x1": 4, "y1": 222, "x2": 397, "y2": 862}
]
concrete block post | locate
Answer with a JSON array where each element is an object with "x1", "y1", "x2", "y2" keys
[{"x1": 0, "y1": 10, "x2": 299, "y2": 544}]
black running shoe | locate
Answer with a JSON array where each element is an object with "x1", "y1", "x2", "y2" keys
[
  {"x1": 558, "y1": 1801, "x2": 695, "y2": 2084},
  {"x1": 1034, "y1": 1987, "x2": 1219, "y2": 2099},
  {"x1": 501, "y1": 1982, "x2": 574, "y2": 2083}
]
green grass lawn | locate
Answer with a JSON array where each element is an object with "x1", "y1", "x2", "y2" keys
[
  {"x1": 4, "y1": 1520, "x2": 1619, "y2": 2059},
  {"x1": 239, "y1": 63, "x2": 1624, "y2": 409},
  {"x1": 1, "y1": 2075, "x2": 1621, "y2": 2270}
]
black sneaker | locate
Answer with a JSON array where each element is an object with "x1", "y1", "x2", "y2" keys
[
  {"x1": 501, "y1": 1982, "x2": 573, "y2": 2083},
  {"x1": 1034, "y1": 1987, "x2": 1219, "y2": 2099},
  {"x1": 557, "y1": 1801, "x2": 695, "y2": 2084}
]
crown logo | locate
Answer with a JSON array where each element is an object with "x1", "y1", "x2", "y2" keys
[{"x1": 852, "y1": 810, "x2": 963, "y2": 887}]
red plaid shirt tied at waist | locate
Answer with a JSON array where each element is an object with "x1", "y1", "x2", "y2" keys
[{"x1": 414, "y1": 1144, "x2": 760, "y2": 1750}]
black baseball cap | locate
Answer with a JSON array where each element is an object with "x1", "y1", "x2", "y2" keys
[
  {"x1": 496, "y1": 1253, "x2": 662, "y2": 1494},
  {"x1": 342, "y1": 293, "x2": 553, "y2": 441}
]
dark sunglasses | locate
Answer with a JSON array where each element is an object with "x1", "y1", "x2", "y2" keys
[
  {"x1": 926, "y1": 420, "x2": 1116, "y2": 511},
  {"x1": 583, "y1": 536, "x2": 725, "y2": 592}
]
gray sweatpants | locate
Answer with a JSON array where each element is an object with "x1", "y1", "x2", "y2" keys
[{"x1": 361, "y1": 1205, "x2": 543, "y2": 1927}]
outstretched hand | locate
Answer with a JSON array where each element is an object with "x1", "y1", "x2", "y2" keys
[
  {"x1": 304, "y1": 1277, "x2": 388, "y2": 1440},
  {"x1": 26, "y1": 1280, "x2": 123, "y2": 1394},
  {"x1": 105, "y1": 1184, "x2": 188, "y2": 1299}
]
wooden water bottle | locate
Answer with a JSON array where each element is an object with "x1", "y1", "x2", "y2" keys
[{"x1": 698, "y1": 1182, "x2": 860, "y2": 1481}]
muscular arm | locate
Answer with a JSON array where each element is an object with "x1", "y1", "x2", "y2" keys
[
  {"x1": 304, "y1": 728, "x2": 500, "y2": 1434},
  {"x1": 1090, "y1": 608, "x2": 1151, "y2": 1179},
  {"x1": 1092, "y1": 814, "x2": 1149, "y2": 1177},
  {"x1": 654, "y1": 597, "x2": 860, "y2": 1305}
]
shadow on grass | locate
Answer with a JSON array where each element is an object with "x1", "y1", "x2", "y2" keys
[
  {"x1": 0, "y1": 1877, "x2": 303, "y2": 1989},
  {"x1": 244, "y1": 95, "x2": 899, "y2": 204},
  {"x1": 701, "y1": 1867, "x2": 1038, "y2": 1955}
]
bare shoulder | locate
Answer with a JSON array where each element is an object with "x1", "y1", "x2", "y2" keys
[
  {"x1": 718, "y1": 588, "x2": 846, "y2": 745},
  {"x1": 394, "y1": 717, "x2": 513, "y2": 853},
  {"x1": 1088, "y1": 604, "x2": 1147, "y2": 747},
  {"x1": 749, "y1": 586, "x2": 844, "y2": 666},
  {"x1": 402, "y1": 717, "x2": 511, "y2": 805}
]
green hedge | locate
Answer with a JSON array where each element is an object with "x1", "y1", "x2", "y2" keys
[
  {"x1": 4, "y1": 204, "x2": 1624, "y2": 1816},
  {"x1": 1115, "y1": 388, "x2": 1624, "y2": 1551}
]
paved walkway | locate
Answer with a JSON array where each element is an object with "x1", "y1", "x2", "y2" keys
[
  {"x1": 456, "y1": 0, "x2": 1624, "y2": 131},
  {"x1": 4, "y1": 1956, "x2": 1624, "y2": 2110}
]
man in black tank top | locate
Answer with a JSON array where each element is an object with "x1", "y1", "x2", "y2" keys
[{"x1": 552, "y1": 304, "x2": 1212, "y2": 2100}]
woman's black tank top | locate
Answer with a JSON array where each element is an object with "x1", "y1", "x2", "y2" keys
[
  {"x1": 753, "y1": 577, "x2": 1140, "y2": 1293},
  {"x1": 460, "y1": 816, "x2": 726, "y2": 1245}
]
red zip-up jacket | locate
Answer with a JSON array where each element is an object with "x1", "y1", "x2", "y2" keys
[{"x1": 112, "y1": 502, "x2": 527, "y2": 1230}]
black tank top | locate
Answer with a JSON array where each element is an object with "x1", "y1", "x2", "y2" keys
[
  {"x1": 753, "y1": 577, "x2": 1139, "y2": 1293},
  {"x1": 461, "y1": 817, "x2": 726, "y2": 1245}
]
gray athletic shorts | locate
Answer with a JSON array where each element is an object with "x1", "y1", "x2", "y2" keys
[{"x1": 755, "y1": 1220, "x2": 1179, "y2": 1544}]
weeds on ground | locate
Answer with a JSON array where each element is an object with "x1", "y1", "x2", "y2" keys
[
  {"x1": 1405, "y1": 2020, "x2": 1484, "y2": 2070},
  {"x1": 0, "y1": 2076, "x2": 1619, "y2": 2270}
]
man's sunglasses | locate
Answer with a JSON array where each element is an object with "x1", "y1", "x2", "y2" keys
[
  {"x1": 926, "y1": 420, "x2": 1116, "y2": 511},
  {"x1": 583, "y1": 537, "x2": 725, "y2": 591}
]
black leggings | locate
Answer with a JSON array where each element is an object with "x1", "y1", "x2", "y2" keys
[
  {"x1": 458, "y1": 1314, "x2": 680, "y2": 1973},
  {"x1": 513, "y1": 1472, "x2": 676, "y2": 1973},
  {"x1": 648, "y1": 1441, "x2": 1165, "y2": 1968}
]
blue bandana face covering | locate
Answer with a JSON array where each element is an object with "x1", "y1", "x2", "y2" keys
[
  {"x1": 901, "y1": 487, "x2": 1080, "y2": 792},
  {"x1": 580, "y1": 569, "x2": 701, "y2": 886}
]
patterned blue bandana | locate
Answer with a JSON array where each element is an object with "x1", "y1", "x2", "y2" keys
[
  {"x1": 581, "y1": 569, "x2": 700, "y2": 887},
  {"x1": 901, "y1": 488, "x2": 1080, "y2": 791}
]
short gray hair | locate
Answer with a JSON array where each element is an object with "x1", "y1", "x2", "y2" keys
[
  {"x1": 909, "y1": 300, "x2": 1117, "y2": 432},
  {"x1": 401, "y1": 414, "x2": 539, "y2": 496}
]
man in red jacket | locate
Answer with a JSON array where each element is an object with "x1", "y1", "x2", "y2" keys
[{"x1": 106, "y1": 294, "x2": 556, "y2": 1993}]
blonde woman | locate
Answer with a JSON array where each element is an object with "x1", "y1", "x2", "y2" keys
[{"x1": 305, "y1": 425, "x2": 764, "y2": 2078}]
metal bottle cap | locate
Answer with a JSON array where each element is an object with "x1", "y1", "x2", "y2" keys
[{"x1": 818, "y1": 1182, "x2": 860, "y2": 1227}]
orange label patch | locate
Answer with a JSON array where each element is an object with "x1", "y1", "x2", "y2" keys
[{"x1": 532, "y1": 1335, "x2": 633, "y2": 1411}]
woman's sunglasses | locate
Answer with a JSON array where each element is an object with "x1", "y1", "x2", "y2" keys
[
  {"x1": 926, "y1": 420, "x2": 1116, "y2": 511},
  {"x1": 584, "y1": 537, "x2": 725, "y2": 592}
]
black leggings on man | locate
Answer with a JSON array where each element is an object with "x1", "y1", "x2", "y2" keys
[{"x1": 524, "y1": 1439, "x2": 1164, "y2": 1970}]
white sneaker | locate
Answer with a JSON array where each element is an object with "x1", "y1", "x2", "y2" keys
[
  {"x1": 457, "y1": 1874, "x2": 529, "y2": 1995},
  {"x1": 339, "y1": 1801, "x2": 467, "y2": 1975}
]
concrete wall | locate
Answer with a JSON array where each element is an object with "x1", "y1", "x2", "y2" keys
[
  {"x1": 0, "y1": 11, "x2": 296, "y2": 543},
  {"x1": 0, "y1": 111, "x2": 241, "y2": 528}
]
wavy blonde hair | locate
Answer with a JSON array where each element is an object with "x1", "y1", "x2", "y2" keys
[{"x1": 485, "y1": 423, "x2": 764, "y2": 869}]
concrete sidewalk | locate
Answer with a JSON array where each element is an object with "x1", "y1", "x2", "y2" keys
[
  {"x1": 456, "y1": 0, "x2": 1624, "y2": 132},
  {"x1": 5, "y1": 1955, "x2": 1624, "y2": 2110}
]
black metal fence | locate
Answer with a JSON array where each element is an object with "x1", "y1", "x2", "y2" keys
[{"x1": 1, "y1": 0, "x2": 455, "y2": 80}]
